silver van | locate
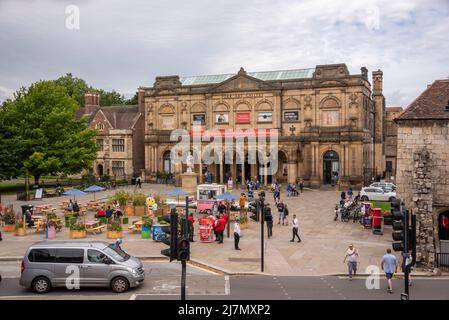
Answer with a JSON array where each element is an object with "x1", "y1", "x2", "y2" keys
[{"x1": 20, "y1": 240, "x2": 145, "y2": 294}]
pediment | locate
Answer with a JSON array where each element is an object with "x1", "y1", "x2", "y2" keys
[{"x1": 210, "y1": 74, "x2": 275, "y2": 93}]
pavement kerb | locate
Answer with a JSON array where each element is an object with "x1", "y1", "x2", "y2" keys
[{"x1": 324, "y1": 272, "x2": 449, "y2": 278}]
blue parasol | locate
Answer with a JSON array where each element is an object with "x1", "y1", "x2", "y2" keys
[
  {"x1": 62, "y1": 189, "x2": 86, "y2": 201},
  {"x1": 83, "y1": 185, "x2": 105, "y2": 200}
]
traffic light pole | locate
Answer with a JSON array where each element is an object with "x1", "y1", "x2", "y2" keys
[
  {"x1": 260, "y1": 195, "x2": 265, "y2": 273},
  {"x1": 403, "y1": 206, "x2": 409, "y2": 297},
  {"x1": 181, "y1": 196, "x2": 189, "y2": 301}
]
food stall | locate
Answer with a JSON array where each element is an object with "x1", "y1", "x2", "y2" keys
[
  {"x1": 196, "y1": 184, "x2": 227, "y2": 212},
  {"x1": 198, "y1": 216, "x2": 215, "y2": 243}
]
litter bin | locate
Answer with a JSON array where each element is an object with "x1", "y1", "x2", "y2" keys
[{"x1": 21, "y1": 204, "x2": 34, "y2": 216}]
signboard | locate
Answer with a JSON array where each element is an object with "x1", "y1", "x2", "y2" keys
[
  {"x1": 35, "y1": 188, "x2": 43, "y2": 199},
  {"x1": 146, "y1": 197, "x2": 155, "y2": 207},
  {"x1": 191, "y1": 129, "x2": 278, "y2": 137},
  {"x1": 284, "y1": 111, "x2": 299, "y2": 121},
  {"x1": 152, "y1": 225, "x2": 166, "y2": 241},
  {"x1": 236, "y1": 113, "x2": 250, "y2": 123},
  {"x1": 258, "y1": 112, "x2": 272, "y2": 122},
  {"x1": 160, "y1": 116, "x2": 175, "y2": 129},
  {"x1": 215, "y1": 113, "x2": 229, "y2": 123},
  {"x1": 322, "y1": 110, "x2": 339, "y2": 126}
]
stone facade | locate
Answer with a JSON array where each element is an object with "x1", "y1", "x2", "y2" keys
[
  {"x1": 396, "y1": 79, "x2": 449, "y2": 268},
  {"x1": 76, "y1": 93, "x2": 145, "y2": 180},
  {"x1": 139, "y1": 64, "x2": 386, "y2": 188},
  {"x1": 385, "y1": 107, "x2": 403, "y2": 180}
]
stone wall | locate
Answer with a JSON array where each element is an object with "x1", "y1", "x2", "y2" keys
[{"x1": 396, "y1": 120, "x2": 449, "y2": 268}]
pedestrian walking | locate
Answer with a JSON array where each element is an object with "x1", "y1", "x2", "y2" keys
[
  {"x1": 290, "y1": 214, "x2": 301, "y2": 242},
  {"x1": 343, "y1": 244, "x2": 359, "y2": 280},
  {"x1": 215, "y1": 214, "x2": 225, "y2": 244},
  {"x1": 286, "y1": 183, "x2": 293, "y2": 197},
  {"x1": 233, "y1": 219, "x2": 241, "y2": 250},
  {"x1": 299, "y1": 179, "x2": 304, "y2": 193},
  {"x1": 381, "y1": 248, "x2": 398, "y2": 293},
  {"x1": 283, "y1": 204, "x2": 289, "y2": 225},
  {"x1": 188, "y1": 213, "x2": 195, "y2": 242},
  {"x1": 264, "y1": 204, "x2": 273, "y2": 238},
  {"x1": 277, "y1": 202, "x2": 285, "y2": 225}
]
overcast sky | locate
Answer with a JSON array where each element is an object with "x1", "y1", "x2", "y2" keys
[{"x1": 1, "y1": 0, "x2": 448, "y2": 107}]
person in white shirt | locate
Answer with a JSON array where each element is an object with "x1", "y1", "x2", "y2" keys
[
  {"x1": 343, "y1": 244, "x2": 359, "y2": 280},
  {"x1": 233, "y1": 219, "x2": 241, "y2": 250},
  {"x1": 290, "y1": 214, "x2": 301, "y2": 242}
]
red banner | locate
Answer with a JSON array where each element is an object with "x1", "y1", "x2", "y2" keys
[
  {"x1": 190, "y1": 129, "x2": 278, "y2": 137},
  {"x1": 236, "y1": 113, "x2": 250, "y2": 122}
]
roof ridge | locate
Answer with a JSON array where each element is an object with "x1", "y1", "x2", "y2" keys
[{"x1": 180, "y1": 67, "x2": 315, "y2": 79}]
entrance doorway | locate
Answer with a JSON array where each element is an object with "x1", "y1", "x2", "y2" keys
[
  {"x1": 439, "y1": 211, "x2": 449, "y2": 241},
  {"x1": 323, "y1": 150, "x2": 339, "y2": 185},
  {"x1": 97, "y1": 164, "x2": 104, "y2": 177}
]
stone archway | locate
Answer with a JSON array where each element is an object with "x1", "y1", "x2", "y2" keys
[
  {"x1": 97, "y1": 164, "x2": 104, "y2": 177},
  {"x1": 275, "y1": 150, "x2": 288, "y2": 184},
  {"x1": 323, "y1": 150, "x2": 339, "y2": 185}
]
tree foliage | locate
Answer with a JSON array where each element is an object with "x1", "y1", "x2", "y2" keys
[{"x1": 0, "y1": 81, "x2": 98, "y2": 184}]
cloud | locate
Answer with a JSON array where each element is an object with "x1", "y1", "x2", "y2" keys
[{"x1": 0, "y1": 0, "x2": 448, "y2": 106}]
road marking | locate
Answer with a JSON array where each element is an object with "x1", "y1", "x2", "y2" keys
[{"x1": 224, "y1": 275, "x2": 230, "y2": 295}]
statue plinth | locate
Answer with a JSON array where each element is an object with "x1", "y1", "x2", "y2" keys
[{"x1": 181, "y1": 172, "x2": 197, "y2": 193}]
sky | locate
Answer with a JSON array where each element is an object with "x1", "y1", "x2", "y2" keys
[{"x1": 0, "y1": 0, "x2": 448, "y2": 107}]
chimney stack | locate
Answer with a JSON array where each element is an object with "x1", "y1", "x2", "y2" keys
[
  {"x1": 84, "y1": 91, "x2": 100, "y2": 114},
  {"x1": 372, "y1": 69, "x2": 383, "y2": 96}
]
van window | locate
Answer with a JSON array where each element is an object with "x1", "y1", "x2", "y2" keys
[
  {"x1": 55, "y1": 249, "x2": 84, "y2": 263},
  {"x1": 87, "y1": 249, "x2": 109, "y2": 264},
  {"x1": 104, "y1": 245, "x2": 130, "y2": 262},
  {"x1": 28, "y1": 249, "x2": 56, "y2": 262}
]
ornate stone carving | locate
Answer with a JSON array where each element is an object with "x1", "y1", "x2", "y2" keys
[{"x1": 349, "y1": 93, "x2": 358, "y2": 108}]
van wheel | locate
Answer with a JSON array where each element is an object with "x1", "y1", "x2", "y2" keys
[
  {"x1": 388, "y1": 197, "x2": 396, "y2": 202},
  {"x1": 361, "y1": 196, "x2": 369, "y2": 201},
  {"x1": 32, "y1": 276, "x2": 51, "y2": 294},
  {"x1": 111, "y1": 276, "x2": 129, "y2": 293}
]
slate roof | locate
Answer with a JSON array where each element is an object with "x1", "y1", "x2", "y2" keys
[
  {"x1": 396, "y1": 80, "x2": 449, "y2": 121},
  {"x1": 75, "y1": 105, "x2": 140, "y2": 129}
]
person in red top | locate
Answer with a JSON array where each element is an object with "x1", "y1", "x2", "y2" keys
[
  {"x1": 97, "y1": 207, "x2": 106, "y2": 218},
  {"x1": 215, "y1": 214, "x2": 226, "y2": 244},
  {"x1": 188, "y1": 213, "x2": 195, "y2": 242}
]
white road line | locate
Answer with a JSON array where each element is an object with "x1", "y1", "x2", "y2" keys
[{"x1": 224, "y1": 275, "x2": 230, "y2": 295}]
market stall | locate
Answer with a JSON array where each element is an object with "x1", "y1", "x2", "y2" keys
[{"x1": 196, "y1": 184, "x2": 227, "y2": 212}]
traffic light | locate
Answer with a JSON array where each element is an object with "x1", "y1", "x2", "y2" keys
[
  {"x1": 177, "y1": 237, "x2": 190, "y2": 261},
  {"x1": 391, "y1": 199, "x2": 407, "y2": 252},
  {"x1": 160, "y1": 208, "x2": 178, "y2": 262}
]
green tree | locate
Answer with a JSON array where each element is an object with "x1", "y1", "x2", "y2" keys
[
  {"x1": 0, "y1": 103, "x2": 24, "y2": 180},
  {"x1": 1, "y1": 81, "x2": 98, "y2": 185},
  {"x1": 125, "y1": 93, "x2": 138, "y2": 105},
  {"x1": 54, "y1": 73, "x2": 89, "y2": 107},
  {"x1": 96, "y1": 89, "x2": 126, "y2": 106}
]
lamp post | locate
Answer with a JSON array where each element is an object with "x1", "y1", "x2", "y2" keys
[{"x1": 259, "y1": 191, "x2": 265, "y2": 273}]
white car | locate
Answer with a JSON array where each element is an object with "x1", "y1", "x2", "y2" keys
[
  {"x1": 360, "y1": 187, "x2": 396, "y2": 202},
  {"x1": 370, "y1": 182, "x2": 397, "y2": 191}
]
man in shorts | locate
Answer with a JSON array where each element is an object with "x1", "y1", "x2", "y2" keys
[{"x1": 381, "y1": 248, "x2": 398, "y2": 293}]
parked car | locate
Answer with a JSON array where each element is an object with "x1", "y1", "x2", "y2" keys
[
  {"x1": 369, "y1": 182, "x2": 397, "y2": 191},
  {"x1": 20, "y1": 240, "x2": 145, "y2": 294},
  {"x1": 360, "y1": 187, "x2": 396, "y2": 202}
]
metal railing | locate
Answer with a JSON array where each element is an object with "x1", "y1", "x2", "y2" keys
[{"x1": 435, "y1": 253, "x2": 449, "y2": 272}]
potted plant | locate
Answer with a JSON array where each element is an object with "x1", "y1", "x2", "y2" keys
[
  {"x1": 2, "y1": 208, "x2": 16, "y2": 232},
  {"x1": 110, "y1": 191, "x2": 132, "y2": 216},
  {"x1": 239, "y1": 215, "x2": 249, "y2": 230},
  {"x1": 69, "y1": 222, "x2": 86, "y2": 239},
  {"x1": 107, "y1": 221, "x2": 123, "y2": 239},
  {"x1": 14, "y1": 220, "x2": 27, "y2": 236},
  {"x1": 132, "y1": 192, "x2": 146, "y2": 216},
  {"x1": 141, "y1": 217, "x2": 152, "y2": 239}
]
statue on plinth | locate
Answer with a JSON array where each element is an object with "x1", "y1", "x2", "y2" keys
[{"x1": 186, "y1": 151, "x2": 194, "y2": 173}]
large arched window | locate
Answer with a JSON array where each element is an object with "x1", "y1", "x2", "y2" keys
[{"x1": 163, "y1": 151, "x2": 172, "y2": 173}]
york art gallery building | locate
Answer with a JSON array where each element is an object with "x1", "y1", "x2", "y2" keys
[{"x1": 134, "y1": 63, "x2": 386, "y2": 188}]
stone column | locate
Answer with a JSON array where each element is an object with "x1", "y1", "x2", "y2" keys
[
  {"x1": 241, "y1": 162, "x2": 246, "y2": 186},
  {"x1": 288, "y1": 161, "x2": 297, "y2": 184}
]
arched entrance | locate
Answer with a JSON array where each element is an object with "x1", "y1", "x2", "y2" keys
[
  {"x1": 439, "y1": 211, "x2": 449, "y2": 241},
  {"x1": 97, "y1": 164, "x2": 104, "y2": 177},
  {"x1": 275, "y1": 151, "x2": 288, "y2": 184},
  {"x1": 163, "y1": 151, "x2": 173, "y2": 173},
  {"x1": 323, "y1": 150, "x2": 339, "y2": 185}
]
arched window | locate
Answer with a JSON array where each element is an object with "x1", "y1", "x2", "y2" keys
[{"x1": 163, "y1": 151, "x2": 172, "y2": 173}]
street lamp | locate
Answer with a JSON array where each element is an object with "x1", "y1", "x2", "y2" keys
[{"x1": 259, "y1": 190, "x2": 265, "y2": 273}]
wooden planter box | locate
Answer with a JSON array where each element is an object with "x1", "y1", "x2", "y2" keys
[
  {"x1": 3, "y1": 224, "x2": 15, "y2": 232},
  {"x1": 134, "y1": 206, "x2": 145, "y2": 216},
  {"x1": 70, "y1": 230, "x2": 87, "y2": 239},
  {"x1": 107, "y1": 230, "x2": 123, "y2": 239},
  {"x1": 240, "y1": 222, "x2": 249, "y2": 230},
  {"x1": 15, "y1": 228, "x2": 27, "y2": 236}
]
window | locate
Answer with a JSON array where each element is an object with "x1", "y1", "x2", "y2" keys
[
  {"x1": 386, "y1": 161, "x2": 393, "y2": 173},
  {"x1": 96, "y1": 123, "x2": 104, "y2": 130},
  {"x1": 192, "y1": 114, "x2": 206, "y2": 125},
  {"x1": 97, "y1": 139, "x2": 104, "y2": 151},
  {"x1": 55, "y1": 249, "x2": 84, "y2": 264},
  {"x1": 28, "y1": 249, "x2": 56, "y2": 263},
  {"x1": 87, "y1": 249, "x2": 109, "y2": 264},
  {"x1": 112, "y1": 139, "x2": 125, "y2": 152},
  {"x1": 112, "y1": 161, "x2": 125, "y2": 176},
  {"x1": 104, "y1": 245, "x2": 130, "y2": 262},
  {"x1": 163, "y1": 151, "x2": 172, "y2": 173}
]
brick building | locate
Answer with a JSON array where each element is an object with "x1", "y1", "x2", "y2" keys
[
  {"x1": 385, "y1": 107, "x2": 403, "y2": 180},
  {"x1": 76, "y1": 92, "x2": 145, "y2": 180},
  {"x1": 395, "y1": 79, "x2": 449, "y2": 268}
]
